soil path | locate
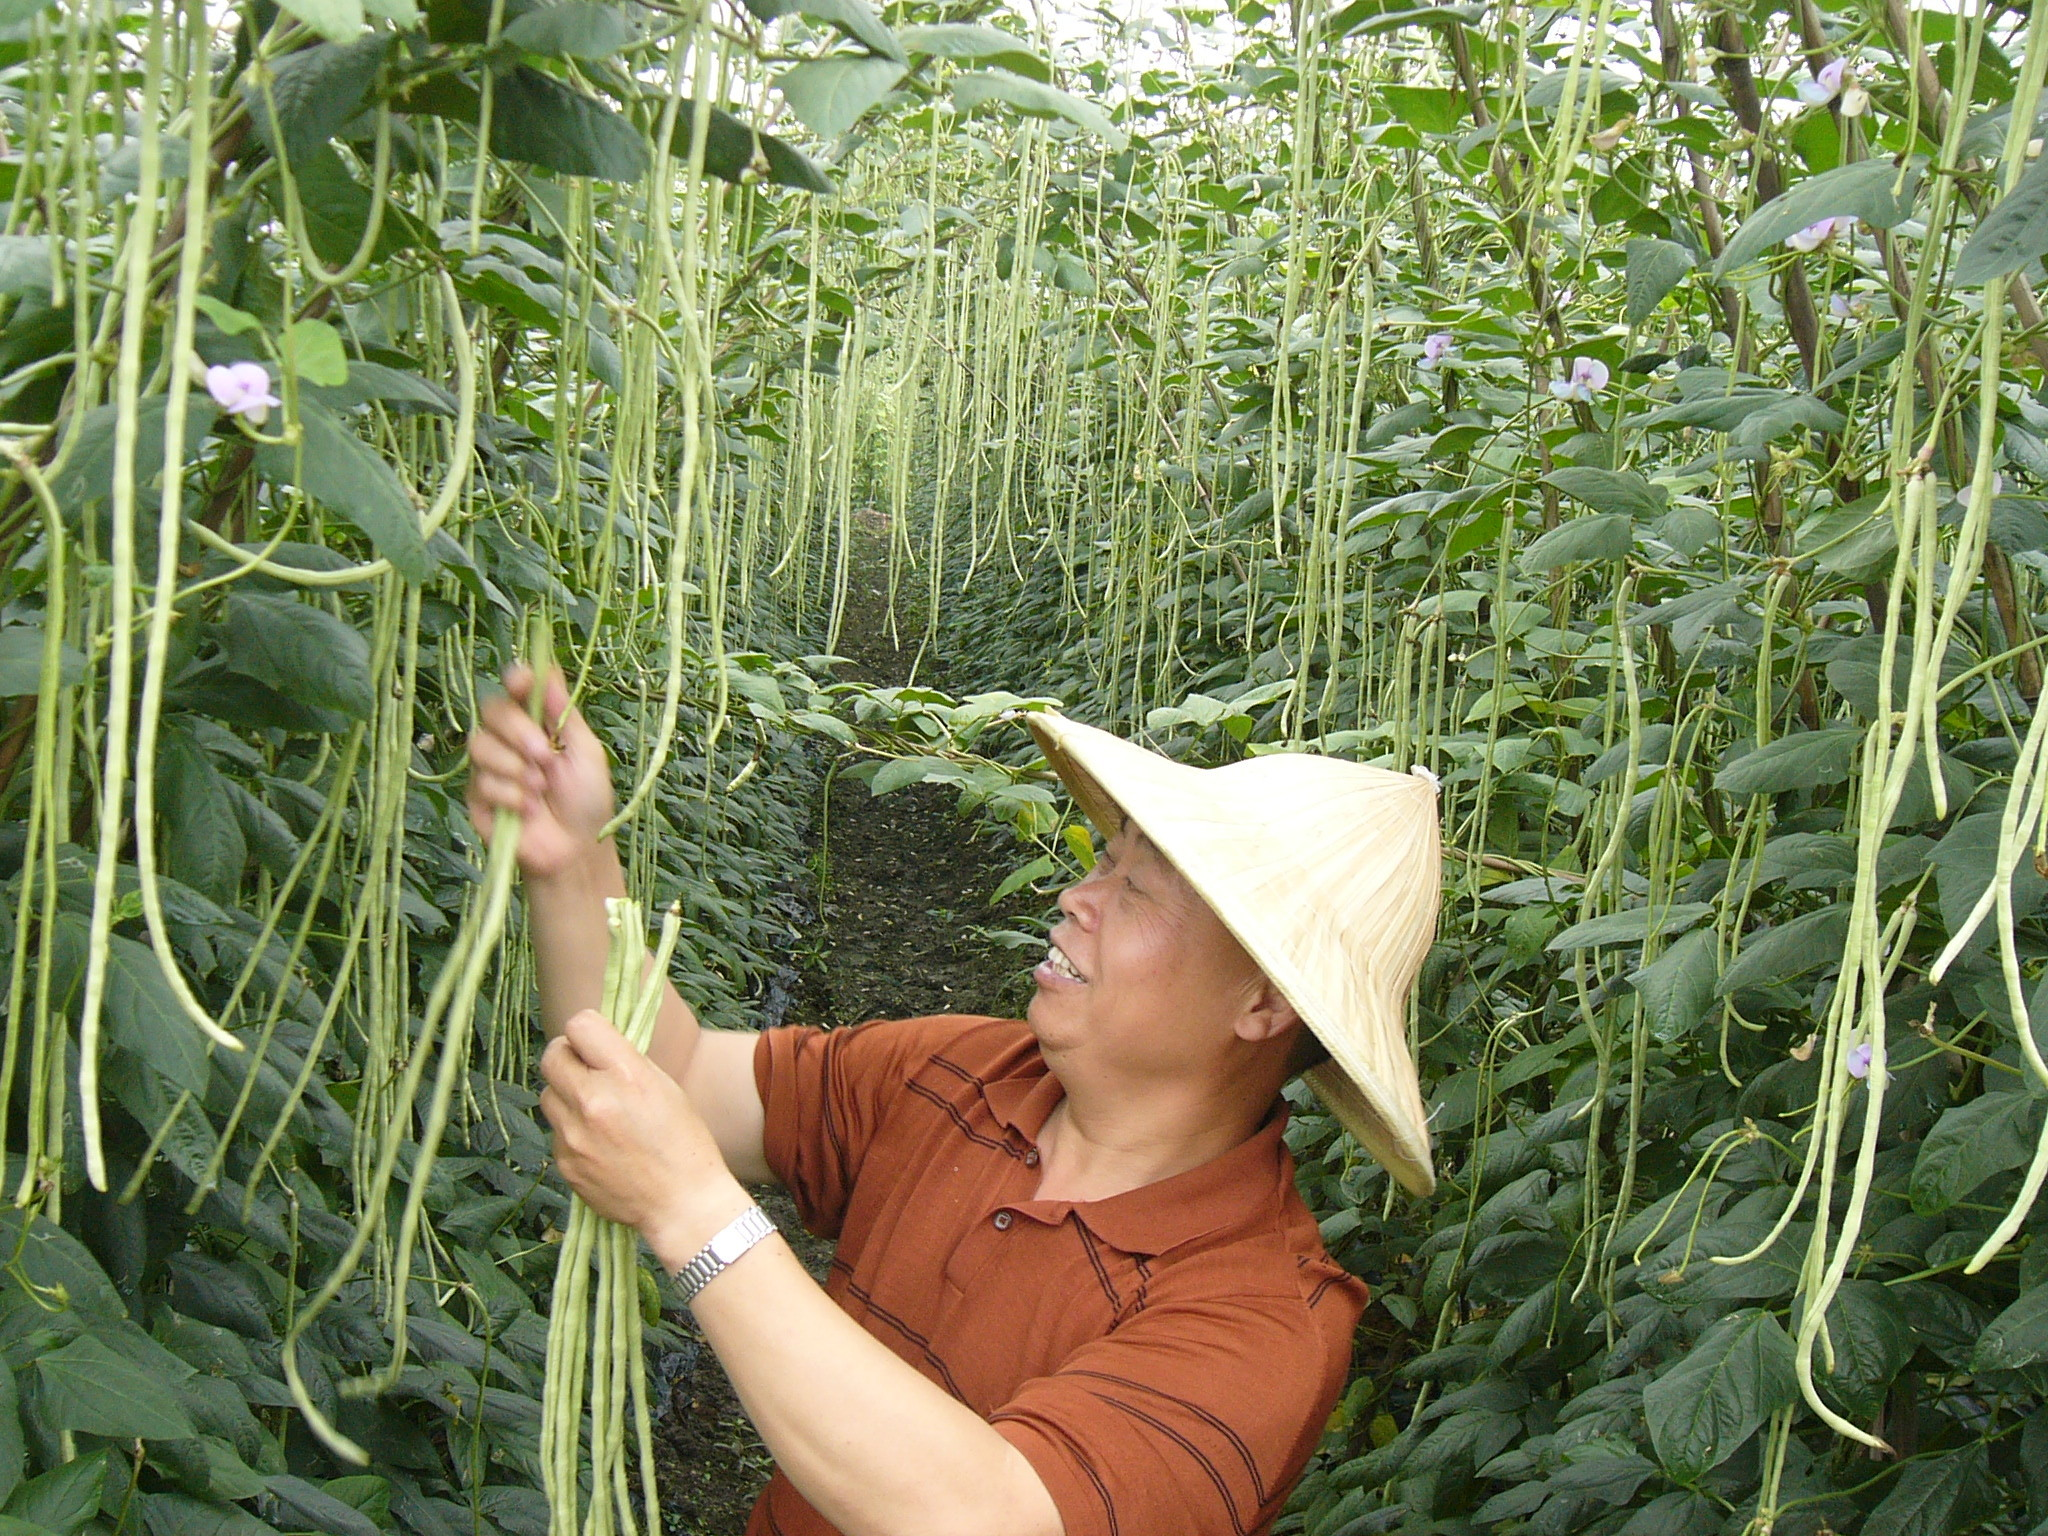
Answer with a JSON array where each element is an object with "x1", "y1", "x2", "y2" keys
[{"x1": 651, "y1": 530, "x2": 1036, "y2": 1533}]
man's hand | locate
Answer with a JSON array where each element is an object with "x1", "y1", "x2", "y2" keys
[
  {"x1": 538, "y1": 1010, "x2": 752, "y2": 1268},
  {"x1": 465, "y1": 665, "x2": 614, "y2": 882}
]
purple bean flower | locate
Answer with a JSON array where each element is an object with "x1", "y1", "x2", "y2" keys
[
  {"x1": 1785, "y1": 216, "x2": 1857, "y2": 253},
  {"x1": 1420, "y1": 332, "x2": 1454, "y2": 369},
  {"x1": 206, "y1": 362, "x2": 280, "y2": 426},
  {"x1": 1830, "y1": 292, "x2": 1854, "y2": 318},
  {"x1": 1798, "y1": 58, "x2": 1848, "y2": 105},
  {"x1": 1846, "y1": 1040, "x2": 1873, "y2": 1079},
  {"x1": 1548, "y1": 356, "x2": 1609, "y2": 404}
]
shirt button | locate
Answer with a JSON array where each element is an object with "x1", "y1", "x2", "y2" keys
[
  {"x1": 1023, "y1": 1150, "x2": 1040, "y2": 1167},
  {"x1": 992, "y1": 1210, "x2": 1014, "y2": 1231}
]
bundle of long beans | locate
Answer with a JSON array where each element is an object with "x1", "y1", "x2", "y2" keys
[{"x1": 540, "y1": 897, "x2": 682, "y2": 1536}]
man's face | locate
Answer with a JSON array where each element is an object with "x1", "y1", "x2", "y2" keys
[{"x1": 1028, "y1": 824, "x2": 1268, "y2": 1075}]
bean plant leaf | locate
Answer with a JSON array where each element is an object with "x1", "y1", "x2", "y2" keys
[
  {"x1": 255, "y1": 402, "x2": 434, "y2": 582},
  {"x1": 1715, "y1": 903, "x2": 1850, "y2": 995},
  {"x1": 6, "y1": 1449, "x2": 108, "y2": 1532},
  {"x1": 789, "y1": 0, "x2": 903, "y2": 60},
  {"x1": 1910, "y1": 1091, "x2": 2045, "y2": 1214},
  {"x1": 1972, "y1": 1283, "x2": 2048, "y2": 1372},
  {"x1": 1547, "y1": 902, "x2": 1713, "y2": 952},
  {"x1": 0, "y1": 624, "x2": 83, "y2": 696},
  {"x1": 245, "y1": 36, "x2": 390, "y2": 166},
  {"x1": 219, "y1": 594, "x2": 376, "y2": 722},
  {"x1": 897, "y1": 22, "x2": 1047, "y2": 80},
  {"x1": 500, "y1": 2, "x2": 640, "y2": 58},
  {"x1": 36, "y1": 1334, "x2": 196, "y2": 1440},
  {"x1": 951, "y1": 69, "x2": 1130, "y2": 150},
  {"x1": 1714, "y1": 728, "x2": 1861, "y2": 797},
  {"x1": 1628, "y1": 925, "x2": 1719, "y2": 1041},
  {"x1": 670, "y1": 103, "x2": 835, "y2": 194},
  {"x1": 1956, "y1": 152, "x2": 2048, "y2": 285},
  {"x1": 263, "y1": 1476, "x2": 379, "y2": 1536},
  {"x1": 1519, "y1": 513, "x2": 1633, "y2": 571},
  {"x1": 488, "y1": 66, "x2": 648, "y2": 182},
  {"x1": 158, "y1": 731, "x2": 247, "y2": 906},
  {"x1": 1820, "y1": 1279, "x2": 1913, "y2": 1418},
  {"x1": 1642, "y1": 1308, "x2": 1796, "y2": 1480},
  {"x1": 1863, "y1": 1442, "x2": 1993, "y2": 1536},
  {"x1": 776, "y1": 55, "x2": 908, "y2": 141},
  {"x1": 0, "y1": 235, "x2": 56, "y2": 296},
  {"x1": 273, "y1": 0, "x2": 364, "y2": 44},
  {"x1": 1715, "y1": 159, "x2": 1924, "y2": 276},
  {"x1": 281, "y1": 320, "x2": 349, "y2": 387},
  {"x1": 1543, "y1": 468, "x2": 1668, "y2": 519},
  {"x1": 102, "y1": 933, "x2": 211, "y2": 1095},
  {"x1": 1928, "y1": 812, "x2": 2048, "y2": 933},
  {"x1": 1625, "y1": 237, "x2": 1694, "y2": 323}
]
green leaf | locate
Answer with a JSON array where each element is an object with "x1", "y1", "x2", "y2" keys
[
  {"x1": 500, "y1": 2, "x2": 640, "y2": 57},
  {"x1": 0, "y1": 1368, "x2": 22, "y2": 1508},
  {"x1": 1715, "y1": 904, "x2": 1850, "y2": 995},
  {"x1": 1929, "y1": 813, "x2": 2048, "y2": 935},
  {"x1": 49, "y1": 395, "x2": 213, "y2": 512},
  {"x1": 1820, "y1": 1279, "x2": 1912, "y2": 1419},
  {"x1": 281, "y1": 321, "x2": 348, "y2": 387},
  {"x1": 218, "y1": 594, "x2": 375, "y2": 721},
  {"x1": 141, "y1": 1491, "x2": 283, "y2": 1536},
  {"x1": 791, "y1": 0, "x2": 903, "y2": 60},
  {"x1": 193, "y1": 295, "x2": 262, "y2": 336},
  {"x1": 670, "y1": 103, "x2": 835, "y2": 194},
  {"x1": 264, "y1": 1476, "x2": 379, "y2": 1536},
  {"x1": 1863, "y1": 1443, "x2": 1992, "y2": 1536},
  {"x1": 1715, "y1": 158, "x2": 1923, "y2": 276},
  {"x1": 488, "y1": 66, "x2": 648, "y2": 181},
  {"x1": 245, "y1": 36, "x2": 391, "y2": 166},
  {"x1": 158, "y1": 730, "x2": 247, "y2": 905},
  {"x1": 1956, "y1": 152, "x2": 2048, "y2": 285},
  {"x1": 1052, "y1": 252, "x2": 1095, "y2": 295},
  {"x1": 166, "y1": 1253, "x2": 275, "y2": 1342},
  {"x1": 951, "y1": 69, "x2": 1128, "y2": 150},
  {"x1": 776, "y1": 54, "x2": 908, "y2": 140},
  {"x1": 37, "y1": 1334, "x2": 196, "y2": 1439},
  {"x1": 0, "y1": 0, "x2": 56, "y2": 26},
  {"x1": 897, "y1": 22, "x2": 1046, "y2": 79},
  {"x1": 1542, "y1": 467, "x2": 1667, "y2": 519},
  {"x1": 0, "y1": 237, "x2": 55, "y2": 297},
  {"x1": 1379, "y1": 84, "x2": 1463, "y2": 133},
  {"x1": 102, "y1": 933, "x2": 210, "y2": 1095},
  {"x1": 1546, "y1": 903, "x2": 1713, "y2": 952},
  {"x1": 1714, "y1": 728, "x2": 1862, "y2": 797},
  {"x1": 269, "y1": 145, "x2": 428, "y2": 268},
  {"x1": 6, "y1": 1450, "x2": 108, "y2": 1534},
  {"x1": 1518, "y1": 513, "x2": 1632, "y2": 571},
  {"x1": 254, "y1": 401, "x2": 434, "y2": 582},
  {"x1": 1643, "y1": 1308, "x2": 1796, "y2": 1480},
  {"x1": 0, "y1": 624, "x2": 83, "y2": 696},
  {"x1": 1974, "y1": 1283, "x2": 2048, "y2": 1372},
  {"x1": 273, "y1": 0, "x2": 364, "y2": 44},
  {"x1": 1912, "y1": 1091, "x2": 2045, "y2": 1214},
  {"x1": 1629, "y1": 925, "x2": 1719, "y2": 1041},
  {"x1": 1625, "y1": 237, "x2": 1694, "y2": 324}
]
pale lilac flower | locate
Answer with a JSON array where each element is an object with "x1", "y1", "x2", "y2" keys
[
  {"x1": 1846, "y1": 1040, "x2": 1873, "y2": 1079},
  {"x1": 1830, "y1": 292, "x2": 1854, "y2": 318},
  {"x1": 1798, "y1": 58, "x2": 1848, "y2": 105},
  {"x1": 206, "y1": 362, "x2": 280, "y2": 425},
  {"x1": 1786, "y1": 215, "x2": 1857, "y2": 253},
  {"x1": 1420, "y1": 332, "x2": 1455, "y2": 369},
  {"x1": 1548, "y1": 356, "x2": 1609, "y2": 404}
]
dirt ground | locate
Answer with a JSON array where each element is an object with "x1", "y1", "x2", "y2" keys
[{"x1": 649, "y1": 534, "x2": 1043, "y2": 1533}]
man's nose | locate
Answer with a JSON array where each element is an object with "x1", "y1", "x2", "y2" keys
[{"x1": 1057, "y1": 876, "x2": 1097, "y2": 923}]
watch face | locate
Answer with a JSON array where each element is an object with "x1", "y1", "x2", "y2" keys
[{"x1": 710, "y1": 1225, "x2": 753, "y2": 1263}]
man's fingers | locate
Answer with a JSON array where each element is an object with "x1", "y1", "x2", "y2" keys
[
  {"x1": 468, "y1": 729, "x2": 545, "y2": 787},
  {"x1": 562, "y1": 1008, "x2": 635, "y2": 1068},
  {"x1": 481, "y1": 686, "x2": 553, "y2": 761}
]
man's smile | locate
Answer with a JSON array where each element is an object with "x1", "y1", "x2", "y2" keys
[{"x1": 1036, "y1": 939, "x2": 1088, "y2": 985}]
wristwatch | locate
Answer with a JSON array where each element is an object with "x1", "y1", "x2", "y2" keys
[{"x1": 672, "y1": 1204, "x2": 776, "y2": 1306}]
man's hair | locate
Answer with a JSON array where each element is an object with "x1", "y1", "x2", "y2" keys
[{"x1": 1284, "y1": 1024, "x2": 1331, "y2": 1079}]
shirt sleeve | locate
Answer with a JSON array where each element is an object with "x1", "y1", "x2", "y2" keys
[
  {"x1": 751, "y1": 1015, "x2": 975, "y2": 1238},
  {"x1": 989, "y1": 1275, "x2": 1361, "y2": 1536}
]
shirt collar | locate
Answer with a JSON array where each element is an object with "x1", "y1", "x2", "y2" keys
[{"x1": 979, "y1": 1054, "x2": 1294, "y2": 1258}]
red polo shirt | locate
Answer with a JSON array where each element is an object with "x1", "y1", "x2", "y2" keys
[{"x1": 745, "y1": 1013, "x2": 1368, "y2": 1536}]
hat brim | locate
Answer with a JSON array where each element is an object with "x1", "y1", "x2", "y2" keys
[{"x1": 1025, "y1": 713, "x2": 1436, "y2": 1196}]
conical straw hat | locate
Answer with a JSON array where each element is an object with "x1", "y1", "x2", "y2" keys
[{"x1": 1025, "y1": 712, "x2": 1443, "y2": 1197}]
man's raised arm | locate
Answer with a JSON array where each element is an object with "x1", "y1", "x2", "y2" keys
[{"x1": 465, "y1": 664, "x2": 772, "y2": 1185}]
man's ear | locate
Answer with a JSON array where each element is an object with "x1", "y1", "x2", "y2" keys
[{"x1": 1235, "y1": 977, "x2": 1301, "y2": 1045}]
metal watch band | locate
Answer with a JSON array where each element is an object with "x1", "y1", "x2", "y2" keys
[{"x1": 672, "y1": 1204, "x2": 775, "y2": 1307}]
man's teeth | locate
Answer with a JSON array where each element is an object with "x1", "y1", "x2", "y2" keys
[{"x1": 1046, "y1": 943, "x2": 1083, "y2": 981}]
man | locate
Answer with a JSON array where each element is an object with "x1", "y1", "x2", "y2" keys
[{"x1": 466, "y1": 668, "x2": 1441, "y2": 1536}]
